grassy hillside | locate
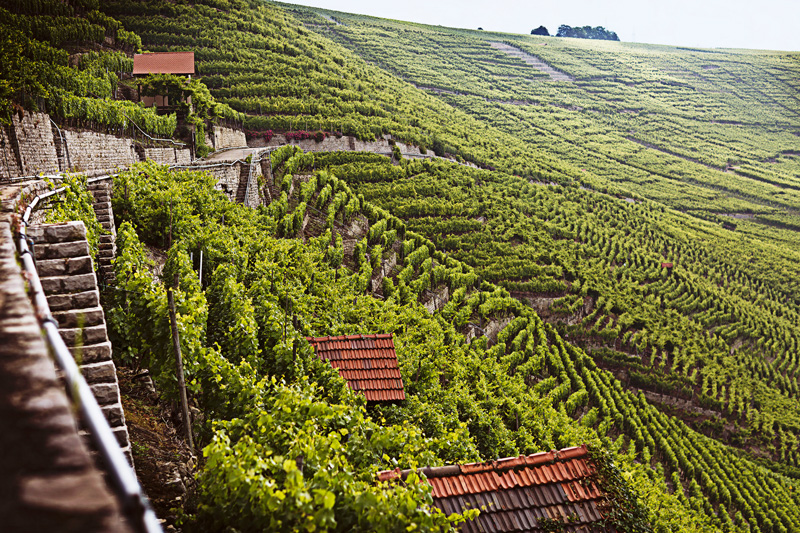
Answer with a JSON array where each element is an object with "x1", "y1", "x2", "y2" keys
[
  {"x1": 300, "y1": 8, "x2": 800, "y2": 222},
  {"x1": 80, "y1": 0, "x2": 800, "y2": 531}
]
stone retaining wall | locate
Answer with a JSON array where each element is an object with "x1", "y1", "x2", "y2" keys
[
  {"x1": 62, "y1": 130, "x2": 139, "y2": 172},
  {"x1": 144, "y1": 146, "x2": 192, "y2": 165},
  {"x1": 0, "y1": 111, "x2": 59, "y2": 178},
  {"x1": 251, "y1": 134, "x2": 428, "y2": 157},
  {"x1": 200, "y1": 164, "x2": 242, "y2": 200},
  {"x1": 212, "y1": 125, "x2": 247, "y2": 150},
  {"x1": 0, "y1": 110, "x2": 194, "y2": 179}
]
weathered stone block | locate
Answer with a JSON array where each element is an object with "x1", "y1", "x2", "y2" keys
[
  {"x1": 28, "y1": 221, "x2": 86, "y2": 244},
  {"x1": 37, "y1": 255, "x2": 93, "y2": 277},
  {"x1": 71, "y1": 340, "x2": 112, "y2": 364},
  {"x1": 89, "y1": 383, "x2": 121, "y2": 405},
  {"x1": 81, "y1": 360, "x2": 116, "y2": 384},
  {"x1": 34, "y1": 241, "x2": 90, "y2": 260},
  {"x1": 40, "y1": 273, "x2": 97, "y2": 295},
  {"x1": 52, "y1": 306, "x2": 105, "y2": 328},
  {"x1": 101, "y1": 403, "x2": 125, "y2": 427},
  {"x1": 59, "y1": 324, "x2": 107, "y2": 346},
  {"x1": 111, "y1": 425, "x2": 130, "y2": 448},
  {"x1": 47, "y1": 289, "x2": 99, "y2": 312}
]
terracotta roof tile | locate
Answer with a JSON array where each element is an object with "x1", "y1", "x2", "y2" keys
[
  {"x1": 378, "y1": 444, "x2": 606, "y2": 532},
  {"x1": 307, "y1": 334, "x2": 405, "y2": 403},
  {"x1": 132, "y1": 52, "x2": 194, "y2": 75}
]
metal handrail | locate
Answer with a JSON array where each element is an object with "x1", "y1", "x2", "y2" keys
[
  {"x1": 121, "y1": 113, "x2": 186, "y2": 147},
  {"x1": 242, "y1": 150, "x2": 266, "y2": 208},
  {"x1": 49, "y1": 117, "x2": 72, "y2": 171},
  {"x1": 16, "y1": 175, "x2": 162, "y2": 533}
]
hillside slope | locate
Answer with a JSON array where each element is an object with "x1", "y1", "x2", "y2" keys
[
  {"x1": 95, "y1": 1, "x2": 800, "y2": 531},
  {"x1": 301, "y1": 8, "x2": 800, "y2": 224}
]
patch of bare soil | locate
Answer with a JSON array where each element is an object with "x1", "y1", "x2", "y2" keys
[{"x1": 118, "y1": 368, "x2": 195, "y2": 531}]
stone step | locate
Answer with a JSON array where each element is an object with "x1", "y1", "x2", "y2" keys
[
  {"x1": 81, "y1": 360, "x2": 117, "y2": 384},
  {"x1": 90, "y1": 382, "x2": 122, "y2": 406},
  {"x1": 99, "y1": 234, "x2": 115, "y2": 244},
  {"x1": 47, "y1": 289, "x2": 99, "y2": 312},
  {"x1": 111, "y1": 426, "x2": 130, "y2": 449},
  {"x1": 91, "y1": 191, "x2": 111, "y2": 201},
  {"x1": 98, "y1": 242, "x2": 114, "y2": 252},
  {"x1": 34, "y1": 240, "x2": 91, "y2": 260},
  {"x1": 40, "y1": 272, "x2": 97, "y2": 295},
  {"x1": 52, "y1": 306, "x2": 105, "y2": 328},
  {"x1": 36, "y1": 255, "x2": 93, "y2": 277},
  {"x1": 59, "y1": 324, "x2": 108, "y2": 347},
  {"x1": 70, "y1": 341, "x2": 112, "y2": 365},
  {"x1": 27, "y1": 222, "x2": 87, "y2": 244},
  {"x1": 101, "y1": 403, "x2": 126, "y2": 428},
  {"x1": 95, "y1": 213, "x2": 112, "y2": 223}
]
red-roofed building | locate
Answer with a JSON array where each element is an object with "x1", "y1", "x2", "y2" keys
[
  {"x1": 133, "y1": 52, "x2": 195, "y2": 110},
  {"x1": 306, "y1": 334, "x2": 405, "y2": 403},
  {"x1": 379, "y1": 445, "x2": 607, "y2": 532}
]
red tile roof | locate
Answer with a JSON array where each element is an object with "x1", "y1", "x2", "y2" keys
[
  {"x1": 661, "y1": 262, "x2": 674, "y2": 268},
  {"x1": 132, "y1": 52, "x2": 195, "y2": 75},
  {"x1": 306, "y1": 334, "x2": 405, "y2": 402},
  {"x1": 378, "y1": 445, "x2": 606, "y2": 532}
]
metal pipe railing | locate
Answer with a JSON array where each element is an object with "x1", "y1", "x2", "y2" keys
[
  {"x1": 16, "y1": 175, "x2": 162, "y2": 533},
  {"x1": 121, "y1": 113, "x2": 186, "y2": 148},
  {"x1": 49, "y1": 117, "x2": 72, "y2": 171}
]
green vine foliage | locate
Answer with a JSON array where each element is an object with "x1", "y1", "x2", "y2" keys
[
  {"x1": 588, "y1": 446, "x2": 653, "y2": 533},
  {"x1": 139, "y1": 73, "x2": 245, "y2": 156},
  {"x1": 107, "y1": 161, "x2": 708, "y2": 533},
  {"x1": 197, "y1": 380, "x2": 464, "y2": 533},
  {"x1": 0, "y1": 2, "x2": 170, "y2": 133}
]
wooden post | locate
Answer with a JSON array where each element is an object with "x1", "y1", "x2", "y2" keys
[{"x1": 168, "y1": 276, "x2": 194, "y2": 452}]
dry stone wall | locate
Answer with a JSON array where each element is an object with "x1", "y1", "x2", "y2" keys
[
  {"x1": 28, "y1": 221, "x2": 132, "y2": 462},
  {"x1": 0, "y1": 111, "x2": 59, "y2": 178},
  {"x1": 144, "y1": 146, "x2": 192, "y2": 165},
  {"x1": 62, "y1": 130, "x2": 138, "y2": 172},
  {"x1": 195, "y1": 163, "x2": 241, "y2": 200},
  {"x1": 0, "y1": 110, "x2": 194, "y2": 179},
  {"x1": 212, "y1": 125, "x2": 247, "y2": 150},
  {"x1": 251, "y1": 134, "x2": 429, "y2": 158}
]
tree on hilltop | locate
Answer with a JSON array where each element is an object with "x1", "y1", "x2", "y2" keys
[
  {"x1": 557, "y1": 24, "x2": 619, "y2": 41},
  {"x1": 531, "y1": 25, "x2": 550, "y2": 36}
]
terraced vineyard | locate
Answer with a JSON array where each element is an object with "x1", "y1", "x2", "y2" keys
[
  {"x1": 109, "y1": 149, "x2": 800, "y2": 532},
  {"x1": 5, "y1": 0, "x2": 797, "y2": 530},
  {"x1": 302, "y1": 8, "x2": 800, "y2": 224}
]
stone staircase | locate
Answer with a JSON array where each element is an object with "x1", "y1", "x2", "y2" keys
[
  {"x1": 28, "y1": 221, "x2": 131, "y2": 463},
  {"x1": 86, "y1": 179, "x2": 117, "y2": 287},
  {"x1": 0, "y1": 211, "x2": 131, "y2": 532},
  {"x1": 235, "y1": 162, "x2": 250, "y2": 204}
]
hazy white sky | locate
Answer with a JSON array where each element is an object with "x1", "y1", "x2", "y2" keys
[{"x1": 284, "y1": 0, "x2": 799, "y2": 52}]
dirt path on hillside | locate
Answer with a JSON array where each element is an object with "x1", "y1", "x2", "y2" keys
[
  {"x1": 487, "y1": 42, "x2": 574, "y2": 82},
  {"x1": 204, "y1": 147, "x2": 261, "y2": 162}
]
